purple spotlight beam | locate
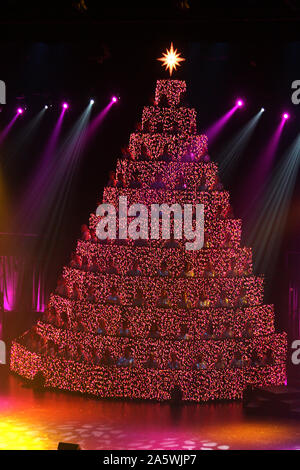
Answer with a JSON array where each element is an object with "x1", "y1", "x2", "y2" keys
[
  {"x1": 205, "y1": 104, "x2": 238, "y2": 143},
  {"x1": 239, "y1": 117, "x2": 286, "y2": 218},
  {"x1": 18, "y1": 107, "x2": 67, "y2": 225},
  {"x1": 85, "y1": 101, "x2": 114, "y2": 142},
  {"x1": 0, "y1": 114, "x2": 18, "y2": 146}
]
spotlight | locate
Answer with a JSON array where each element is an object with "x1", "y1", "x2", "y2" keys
[
  {"x1": 283, "y1": 112, "x2": 289, "y2": 120},
  {"x1": 260, "y1": 107, "x2": 265, "y2": 113},
  {"x1": 44, "y1": 105, "x2": 48, "y2": 109},
  {"x1": 90, "y1": 99, "x2": 95, "y2": 105},
  {"x1": 112, "y1": 96, "x2": 118, "y2": 103},
  {"x1": 236, "y1": 99, "x2": 244, "y2": 108},
  {"x1": 17, "y1": 108, "x2": 24, "y2": 114},
  {"x1": 62, "y1": 102, "x2": 69, "y2": 109}
]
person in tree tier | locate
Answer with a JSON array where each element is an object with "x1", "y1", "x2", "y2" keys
[
  {"x1": 177, "y1": 323, "x2": 192, "y2": 341},
  {"x1": 144, "y1": 353, "x2": 159, "y2": 369},
  {"x1": 127, "y1": 260, "x2": 142, "y2": 276},
  {"x1": 197, "y1": 292, "x2": 210, "y2": 309},
  {"x1": 216, "y1": 290, "x2": 229, "y2": 308},
  {"x1": 158, "y1": 260, "x2": 169, "y2": 277},
  {"x1": 81, "y1": 256, "x2": 90, "y2": 271},
  {"x1": 71, "y1": 282, "x2": 81, "y2": 301},
  {"x1": 181, "y1": 261, "x2": 194, "y2": 278},
  {"x1": 86, "y1": 286, "x2": 96, "y2": 304},
  {"x1": 197, "y1": 175, "x2": 208, "y2": 192},
  {"x1": 91, "y1": 348, "x2": 101, "y2": 366},
  {"x1": 105, "y1": 257, "x2": 119, "y2": 275},
  {"x1": 250, "y1": 350, "x2": 261, "y2": 367},
  {"x1": 70, "y1": 253, "x2": 81, "y2": 269},
  {"x1": 118, "y1": 319, "x2": 131, "y2": 338},
  {"x1": 195, "y1": 354, "x2": 208, "y2": 370},
  {"x1": 100, "y1": 348, "x2": 115, "y2": 367},
  {"x1": 175, "y1": 174, "x2": 187, "y2": 191},
  {"x1": 202, "y1": 320, "x2": 216, "y2": 340},
  {"x1": 160, "y1": 143, "x2": 172, "y2": 162},
  {"x1": 178, "y1": 291, "x2": 191, "y2": 310},
  {"x1": 221, "y1": 322, "x2": 234, "y2": 339},
  {"x1": 133, "y1": 288, "x2": 145, "y2": 307},
  {"x1": 150, "y1": 172, "x2": 166, "y2": 190},
  {"x1": 203, "y1": 260, "x2": 216, "y2": 278},
  {"x1": 261, "y1": 348, "x2": 274, "y2": 366},
  {"x1": 168, "y1": 352, "x2": 180, "y2": 370},
  {"x1": 107, "y1": 170, "x2": 117, "y2": 188},
  {"x1": 96, "y1": 319, "x2": 107, "y2": 336},
  {"x1": 107, "y1": 285, "x2": 121, "y2": 305},
  {"x1": 129, "y1": 171, "x2": 142, "y2": 189},
  {"x1": 226, "y1": 258, "x2": 239, "y2": 277},
  {"x1": 230, "y1": 351, "x2": 244, "y2": 369},
  {"x1": 242, "y1": 321, "x2": 254, "y2": 338},
  {"x1": 148, "y1": 323, "x2": 160, "y2": 339},
  {"x1": 163, "y1": 235, "x2": 180, "y2": 249},
  {"x1": 215, "y1": 354, "x2": 226, "y2": 370},
  {"x1": 158, "y1": 289, "x2": 171, "y2": 308},
  {"x1": 236, "y1": 287, "x2": 248, "y2": 308},
  {"x1": 81, "y1": 224, "x2": 91, "y2": 241}
]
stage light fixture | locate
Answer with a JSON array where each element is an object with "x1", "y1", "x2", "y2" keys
[
  {"x1": 236, "y1": 99, "x2": 244, "y2": 108},
  {"x1": 17, "y1": 108, "x2": 24, "y2": 114},
  {"x1": 57, "y1": 442, "x2": 81, "y2": 450},
  {"x1": 260, "y1": 108, "x2": 265, "y2": 113},
  {"x1": 90, "y1": 99, "x2": 95, "y2": 105},
  {"x1": 112, "y1": 96, "x2": 118, "y2": 103},
  {"x1": 283, "y1": 112, "x2": 289, "y2": 120},
  {"x1": 44, "y1": 105, "x2": 48, "y2": 109},
  {"x1": 62, "y1": 102, "x2": 69, "y2": 109}
]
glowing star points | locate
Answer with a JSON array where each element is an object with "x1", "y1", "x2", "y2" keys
[{"x1": 157, "y1": 43, "x2": 185, "y2": 76}]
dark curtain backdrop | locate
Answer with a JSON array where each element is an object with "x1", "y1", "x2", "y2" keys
[
  {"x1": 289, "y1": 281, "x2": 300, "y2": 340},
  {"x1": 0, "y1": 255, "x2": 45, "y2": 312}
]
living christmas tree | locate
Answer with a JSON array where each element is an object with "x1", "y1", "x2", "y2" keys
[{"x1": 10, "y1": 51, "x2": 287, "y2": 401}]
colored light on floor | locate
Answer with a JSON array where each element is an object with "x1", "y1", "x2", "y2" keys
[{"x1": 0, "y1": 420, "x2": 52, "y2": 450}]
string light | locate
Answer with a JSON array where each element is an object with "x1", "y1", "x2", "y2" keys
[{"x1": 10, "y1": 79, "x2": 287, "y2": 401}]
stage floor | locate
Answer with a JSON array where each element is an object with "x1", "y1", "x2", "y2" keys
[{"x1": 0, "y1": 367, "x2": 300, "y2": 450}]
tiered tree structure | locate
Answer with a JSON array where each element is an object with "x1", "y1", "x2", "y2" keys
[{"x1": 10, "y1": 78, "x2": 287, "y2": 402}]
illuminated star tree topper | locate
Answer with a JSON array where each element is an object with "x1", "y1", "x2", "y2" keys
[{"x1": 157, "y1": 43, "x2": 185, "y2": 76}]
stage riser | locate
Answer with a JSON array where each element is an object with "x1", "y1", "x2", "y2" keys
[
  {"x1": 128, "y1": 133, "x2": 208, "y2": 162},
  {"x1": 34, "y1": 323, "x2": 287, "y2": 369},
  {"x1": 49, "y1": 296, "x2": 275, "y2": 337},
  {"x1": 89, "y1": 214, "x2": 242, "y2": 248},
  {"x1": 76, "y1": 242, "x2": 253, "y2": 277},
  {"x1": 116, "y1": 160, "x2": 218, "y2": 189},
  {"x1": 61, "y1": 270, "x2": 264, "y2": 307},
  {"x1": 10, "y1": 342, "x2": 286, "y2": 402},
  {"x1": 142, "y1": 107, "x2": 197, "y2": 134},
  {"x1": 102, "y1": 187, "x2": 231, "y2": 213}
]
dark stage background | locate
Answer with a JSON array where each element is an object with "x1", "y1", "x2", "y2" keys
[{"x1": 0, "y1": 34, "x2": 299, "y2": 351}]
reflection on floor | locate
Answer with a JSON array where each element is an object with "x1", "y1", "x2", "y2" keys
[{"x1": 0, "y1": 366, "x2": 300, "y2": 450}]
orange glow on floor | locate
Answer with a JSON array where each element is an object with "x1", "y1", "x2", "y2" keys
[{"x1": 0, "y1": 368, "x2": 300, "y2": 450}]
